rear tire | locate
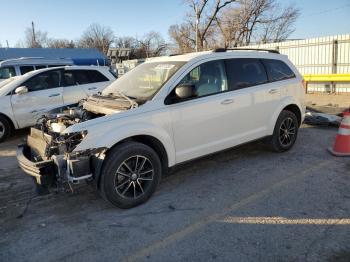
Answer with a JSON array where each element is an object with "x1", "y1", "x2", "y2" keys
[
  {"x1": 270, "y1": 110, "x2": 299, "y2": 152},
  {"x1": 0, "y1": 115, "x2": 11, "y2": 143},
  {"x1": 99, "y1": 142, "x2": 162, "y2": 209}
]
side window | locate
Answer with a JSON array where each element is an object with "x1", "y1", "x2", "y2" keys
[
  {"x1": 179, "y1": 60, "x2": 227, "y2": 97},
  {"x1": 23, "y1": 70, "x2": 62, "y2": 92},
  {"x1": 20, "y1": 66, "x2": 35, "y2": 75},
  {"x1": 225, "y1": 58, "x2": 268, "y2": 90},
  {"x1": 73, "y1": 70, "x2": 90, "y2": 85},
  {"x1": 35, "y1": 65, "x2": 47, "y2": 70},
  {"x1": 48, "y1": 65, "x2": 64, "y2": 68},
  {"x1": 67, "y1": 70, "x2": 109, "y2": 86},
  {"x1": 86, "y1": 70, "x2": 109, "y2": 82},
  {"x1": 262, "y1": 59, "x2": 295, "y2": 81},
  {"x1": 64, "y1": 71, "x2": 77, "y2": 86},
  {"x1": 0, "y1": 66, "x2": 16, "y2": 79}
]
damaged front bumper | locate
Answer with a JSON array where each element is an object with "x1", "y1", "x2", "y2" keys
[
  {"x1": 17, "y1": 144, "x2": 55, "y2": 186},
  {"x1": 16, "y1": 128, "x2": 105, "y2": 191}
]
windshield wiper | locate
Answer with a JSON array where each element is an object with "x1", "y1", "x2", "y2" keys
[
  {"x1": 115, "y1": 91, "x2": 138, "y2": 109},
  {"x1": 114, "y1": 91, "x2": 136, "y2": 100}
]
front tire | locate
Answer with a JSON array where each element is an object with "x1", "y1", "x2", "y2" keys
[
  {"x1": 270, "y1": 110, "x2": 299, "y2": 152},
  {"x1": 0, "y1": 115, "x2": 11, "y2": 143},
  {"x1": 100, "y1": 142, "x2": 162, "y2": 209}
]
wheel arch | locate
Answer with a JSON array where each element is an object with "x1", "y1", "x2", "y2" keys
[
  {"x1": 0, "y1": 112, "x2": 15, "y2": 131},
  {"x1": 282, "y1": 104, "x2": 302, "y2": 126},
  {"x1": 113, "y1": 135, "x2": 169, "y2": 174},
  {"x1": 95, "y1": 134, "x2": 170, "y2": 189},
  {"x1": 268, "y1": 98, "x2": 304, "y2": 135}
]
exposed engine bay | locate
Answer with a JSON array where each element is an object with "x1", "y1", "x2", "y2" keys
[{"x1": 18, "y1": 93, "x2": 142, "y2": 193}]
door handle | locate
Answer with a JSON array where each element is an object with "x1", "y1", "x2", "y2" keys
[
  {"x1": 269, "y1": 89, "x2": 278, "y2": 94},
  {"x1": 49, "y1": 93, "x2": 60, "y2": 97},
  {"x1": 88, "y1": 87, "x2": 97, "y2": 90},
  {"x1": 221, "y1": 99, "x2": 234, "y2": 105}
]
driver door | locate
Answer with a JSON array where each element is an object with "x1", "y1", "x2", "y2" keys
[{"x1": 11, "y1": 69, "x2": 64, "y2": 128}]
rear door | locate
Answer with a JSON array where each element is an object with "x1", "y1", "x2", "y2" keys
[
  {"x1": 225, "y1": 58, "x2": 278, "y2": 135},
  {"x1": 11, "y1": 69, "x2": 64, "y2": 128},
  {"x1": 62, "y1": 69, "x2": 111, "y2": 105}
]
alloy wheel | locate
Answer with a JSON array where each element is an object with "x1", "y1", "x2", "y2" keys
[
  {"x1": 279, "y1": 117, "x2": 296, "y2": 146},
  {"x1": 113, "y1": 155, "x2": 154, "y2": 199},
  {"x1": 0, "y1": 121, "x2": 5, "y2": 140}
]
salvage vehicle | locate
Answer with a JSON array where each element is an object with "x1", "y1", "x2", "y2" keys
[
  {"x1": 0, "y1": 57, "x2": 74, "y2": 82},
  {"x1": 17, "y1": 49, "x2": 305, "y2": 208},
  {"x1": 0, "y1": 66, "x2": 115, "y2": 142}
]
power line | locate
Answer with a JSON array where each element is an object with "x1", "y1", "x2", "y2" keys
[{"x1": 302, "y1": 3, "x2": 350, "y2": 18}]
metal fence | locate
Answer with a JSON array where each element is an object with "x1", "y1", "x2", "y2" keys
[{"x1": 244, "y1": 34, "x2": 350, "y2": 93}]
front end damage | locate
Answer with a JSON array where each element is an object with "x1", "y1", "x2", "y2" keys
[{"x1": 17, "y1": 93, "x2": 141, "y2": 193}]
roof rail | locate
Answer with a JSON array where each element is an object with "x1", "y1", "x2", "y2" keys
[{"x1": 213, "y1": 48, "x2": 280, "y2": 54}]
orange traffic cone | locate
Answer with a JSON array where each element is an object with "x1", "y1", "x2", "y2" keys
[{"x1": 328, "y1": 112, "x2": 350, "y2": 156}]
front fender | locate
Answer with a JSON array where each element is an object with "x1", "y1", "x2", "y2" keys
[
  {"x1": 73, "y1": 122, "x2": 176, "y2": 167},
  {"x1": 0, "y1": 96, "x2": 19, "y2": 129}
]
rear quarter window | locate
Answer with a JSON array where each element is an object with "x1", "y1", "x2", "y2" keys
[
  {"x1": 262, "y1": 59, "x2": 295, "y2": 82},
  {"x1": 88, "y1": 70, "x2": 109, "y2": 82}
]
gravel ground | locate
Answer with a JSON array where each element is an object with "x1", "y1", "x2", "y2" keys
[{"x1": 0, "y1": 125, "x2": 349, "y2": 262}]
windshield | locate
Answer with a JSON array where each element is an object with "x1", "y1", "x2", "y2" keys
[
  {"x1": 103, "y1": 61, "x2": 185, "y2": 100},
  {"x1": 0, "y1": 66, "x2": 16, "y2": 80}
]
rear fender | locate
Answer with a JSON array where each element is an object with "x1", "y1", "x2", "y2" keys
[{"x1": 267, "y1": 96, "x2": 303, "y2": 135}]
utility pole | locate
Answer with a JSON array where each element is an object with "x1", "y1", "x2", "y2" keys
[
  {"x1": 6, "y1": 40, "x2": 9, "y2": 48},
  {"x1": 32, "y1": 21, "x2": 36, "y2": 47}
]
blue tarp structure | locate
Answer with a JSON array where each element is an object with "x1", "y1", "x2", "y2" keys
[{"x1": 0, "y1": 48, "x2": 109, "y2": 66}]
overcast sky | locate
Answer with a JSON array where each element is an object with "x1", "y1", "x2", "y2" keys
[{"x1": 1, "y1": 0, "x2": 350, "y2": 47}]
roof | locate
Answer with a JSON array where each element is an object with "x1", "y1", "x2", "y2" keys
[
  {"x1": 145, "y1": 49, "x2": 284, "y2": 64},
  {"x1": 21, "y1": 65, "x2": 110, "y2": 77},
  {"x1": 0, "y1": 48, "x2": 107, "y2": 62},
  {"x1": 0, "y1": 57, "x2": 74, "y2": 67}
]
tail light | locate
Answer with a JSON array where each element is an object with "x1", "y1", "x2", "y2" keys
[
  {"x1": 302, "y1": 79, "x2": 307, "y2": 92},
  {"x1": 302, "y1": 79, "x2": 306, "y2": 88}
]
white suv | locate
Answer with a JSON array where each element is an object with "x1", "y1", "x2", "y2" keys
[
  {"x1": 0, "y1": 66, "x2": 115, "y2": 141},
  {"x1": 17, "y1": 49, "x2": 305, "y2": 208}
]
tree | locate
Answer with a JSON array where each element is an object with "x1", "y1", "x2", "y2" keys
[
  {"x1": 47, "y1": 39, "x2": 75, "y2": 48},
  {"x1": 136, "y1": 31, "x2": 168, "y2": 58},
  {"x1": 217, "y1": 0, "x2": 299, "y2": 46},
  {"x1": 23, "y1": 26, "x2": 49, "y2": 48},
  {"x1": 169, "y1": 0, "x2": 300, "y2": 52},
  {"x1": 168, "y1": 24, "x2": 195, "y2": 53},
  {"x1": 169, "y1": 0, "x2": 236, "y2": 52},
  {"x1": 78, "y1": 23, "x2": 114, "y2": 54},
  {"x1": 258, "y1": 5, "x2": 299, "y2": 43},
  {"x1": 115, "y1": 36, "x2": 136, "y2": 49},
  {"x1": 115, "y1": 32, "x2": 168, "y2": 59}
]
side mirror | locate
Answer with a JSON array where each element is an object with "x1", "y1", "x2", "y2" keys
[
  {"x1": 175, "y1": 84, "x2": 195, "y2": 99},
  {"x1": 15, "y1": 86, "x2": 28, "y2": 95}
]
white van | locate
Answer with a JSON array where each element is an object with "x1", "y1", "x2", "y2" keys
[{"x1": 0, "y1": 57, "x2": 74, "y2": 82}]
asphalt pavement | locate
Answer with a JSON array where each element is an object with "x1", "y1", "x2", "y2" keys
[{"x1": 0, "y1": 125, "x2": 349, "y2": 262}]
